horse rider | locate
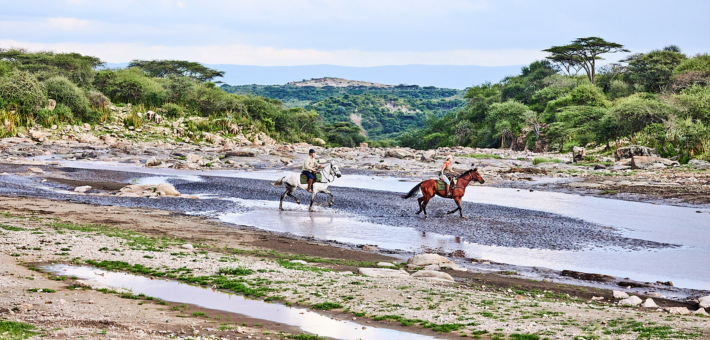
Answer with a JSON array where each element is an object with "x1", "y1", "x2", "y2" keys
[
  {"x1": 439, "y1": 155, "x2": 461, "y2": 197},
  {"x1": 302, "y1": 149, "x2": 322, "y2": 193}
]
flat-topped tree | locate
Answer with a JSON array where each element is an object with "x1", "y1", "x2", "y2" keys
[
  {"x1": 544, "y1": 37, "x2": 629, "y2": 84},
  {"x1": 128, "y1": 60, "x2": 224, "y2": 82}
]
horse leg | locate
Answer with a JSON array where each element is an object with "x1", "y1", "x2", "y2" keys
[
  {"x1": 321, "y1": 189, "x2": 334, "y2": 207},
  {"x1": 279, "y1": 189, "x2": 288, "y2": 211},
  {"x1": 454, "y1": 196, "x2": 466, "y2": 218},
  {"x1": 286, "y1": 186, "x2": 300, "y2": 204},
  {"x1": 309, "y1": 191, "x2": 317, "y2": 212},
  {"x1": 415, "y1": 197, "x2": 424, "y2": 215},
  {"x1": 422, "y1": 196, "x2": 431, "y2": 218}
]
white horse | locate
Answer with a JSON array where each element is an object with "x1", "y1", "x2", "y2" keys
[{"x1": 272, "y1": 161, "x2": 342, "y2": 211}]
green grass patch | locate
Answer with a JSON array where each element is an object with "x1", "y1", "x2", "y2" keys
[
  {"x1": 310, "y1": 302, "x2": 342, "y2": 310},
  {"x1": 510, "y1": 334, "x2": 540, "y2": 340},
  {"x1": 192, "y1": 311, "x2": 207, "y2": 317},
  {"x1": 231, "y1": 248, "x2": 376, "y2": 267},
  {"x1": 217, "y1": 266, "x2": 255, "y2": 276},
  {"x1": 0, "y1": 224, "x2": 25, "y2": 231},
  {"x1": 532, "y1": 158, "x2": 561, "y2": 165},
  {"x1": 278, "y1": 260, "x2": 332, "y2": 273},
  {"x1": 49, "y1": 222, "x2": 185, "y2": 251},
  {"x1": 27, "y1": 288, "x2": 55, "y2": 293},
  {"x1": 285, "y1": 334, "x2": 324, "y2": 340},
  {"x1": 0, "y1": 320, "x2": 39, "y2": 339},
  {"x1": 461, "y1": 153, "x2": 502, "y2": 159},
  {"x1": 598, "y1": 190, "x2": 618, "y2": 195}
]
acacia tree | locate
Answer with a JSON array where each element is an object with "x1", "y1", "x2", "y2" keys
[
  {"x1": 128, "y1": 59, "x2": 224, "y2": 82},
  {"x1": 544, "y1": 37, "x2": 629, "y2": 84}
]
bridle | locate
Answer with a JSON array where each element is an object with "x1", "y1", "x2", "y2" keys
[
  {"x1": 455, "y1": 170, "x2": 478, "y2": 189},
  {"x1": 321, "y1": 162, "x2": 337, "y2": 183}
]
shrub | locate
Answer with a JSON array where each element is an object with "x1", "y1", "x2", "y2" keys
[
  {"x1": 95, "y1": 68, "x2": 166, "y2": 107},
  {"x1": 44, "y1": 76, "x2": 90, "y2": 117},
  {"x1": 162, "y1": 102, "x2": 184, "y2": 118},
  {"x1": 673, "y1": 53, "x2": 710, "y2": 76},
  {"x1": 544, "y1": 85, "x2": 610, "y2": 119},
  {"x1": 0, "y1": 70, "x2": 47, "y2": 113},
  {"x1": 607, "y1": 80, "x2": 632, "y2": 100},
  {"x1": 673, "y1": 84, "x2": 710, "y2": 122},
  {"x1": 85, "y1": 90, "x2": 111, "y2": 108},
  {"x1": 611, "y1": 93, "x2": 679, "y2": 137}
]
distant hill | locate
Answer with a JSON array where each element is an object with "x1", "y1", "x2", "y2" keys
[
  {"x1": 104, "y1": 64, "x2": 523, "y2": 89},
  {"x1": 287, "y1": 77, "x2": 393, "y2": 88}
]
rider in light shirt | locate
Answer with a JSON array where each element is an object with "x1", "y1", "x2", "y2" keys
[
  {"x1": 439, "y1": 155, "x2": 460, "y2": 197},
  {"x1": 302, "y1": 149, "x2": 322, "y2": 193}
]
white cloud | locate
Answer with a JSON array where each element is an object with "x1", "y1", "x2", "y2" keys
[
  {"x1": 0, "y1": 40, "x2": 544, "y2": 66},
  {"x1": 47, "y1": 17, "x2": 90, "y2": 30},
  {"x1": 176, "y1": 1, "x2": 184, "y2": 8}
]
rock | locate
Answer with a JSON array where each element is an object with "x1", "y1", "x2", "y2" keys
[
  {"x1": 29, "y1": 130, "x2": 45, "y2": 141},
  {"x1": 289, "y1": 260, "x2": 308, "y2": 265},
  {"x1": 423, "y1": 264, "x2": 440, "y2": 271},
  {"x1": 618, "y1": 296, "x2": 643, "y2": 306},
  {"x1": 421, "y1": 150, "x2": 436, "y2": 162},
  {"x1": 359, "y1": 143, "x2": 369, "y2": 148},
  {"x1": 74, "y1": 185, "x2": 91, "y2": 193},
  {"x1": 407, "y1": 254, "x2": 454, "y2": 268},
  {"x1": 385, "y1": 149, "x2": 414, "y2": 159},
  {"x1": 699, "y1": 295, "x2": 710, "y2": 308},
  {"x1": 642, "y1": 298, "x2": 658, "y2": 308},
  {"x1": 631, "y1": 156, "x2": 679, "y2": 169},
  {"x1": 572, "y1": 146, "x2": 585, "y2": 162},
  {"x1": 411, "y1": 270, "x2": 455, "y2": 282},
  {"x1": 156, "y1": 183, "x2": 180, "y2": 196},
  {"x1": 312, "y1": 138, "x2": 326, "y2": 146},
  {"x1": 74, "y1": 280, "x2": 128, "y2": 293},
  {"x1": 439, "y1": 263, "x2": 467, "y2": 272},
  {"x1": 377, "y1": 262, "x2": 396, "y2": 268},
  {"x1": 83, "y1": 123, "x2": 91, "y2": 130},
  {"x1": 594, "y1": 164, "x2": 607, "y2": 170},
  {"x1": 51, "y1": 125, "x2": 57, "y2": 130},
  {"x1": 695, "y1": 308, "x2": 708, "y2": 317},
  {"x1": 17, "y1": 132, "x2": 26, "y2": 138},
  {"x1": 46, "y1": 99, "x2": 56, "y2": 111},
  {"x1": 665, "y1": 307, "x2": 691, "y2": 315},
  {"x1": 77, "y1": 133, "x2": 101, "y2": 144},
  {"x1": 26, "y1": 167, "x2": 44, "y2": 173},
  {"x1": 16, "y1": 304, "x2": 33, "y2": 311},
  {"x1": 613, "y1": 291, "x2": 630, "y2": 299},
  {"x1": 358, "y1": 268, "x2": 410, "y2": 278},
  {"x1": 615, "y1": 145, "x2": 660, "y2": 161},
  {"x1": 561, "y1": 270, "x2": 615, "y2": 282},
  {"x1": 361, "y1": 245, "x2": 377, "y2": 251},
  {"x1": 181, "y1": 244, "x2": 194, "y2": 249},
  {"x1": 100, "y1": 135, "x2": 117, "y2": 145},
  {"x1": 186, "y1": 153, "x2": 203, "y2": 164},
  {"x1": 689, "y1": 159, "x2": 710, "y2": 170},
  {"x1": 225, "y1": 150, "x2": 257, "y2": 157},
  {"x1": 145, "y1": 158, "x2": 162, "y2": 167}
]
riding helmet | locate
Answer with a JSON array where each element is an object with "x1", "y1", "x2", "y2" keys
[{"x1": 309, "y1": 149, "x2": 316, "y2": 154}]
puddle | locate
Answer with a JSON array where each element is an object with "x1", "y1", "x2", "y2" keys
[
  {"x1": 44, "y1": 265, "x2": 443, "y2": 340},
  {"x1": 132, "y1": 175, "x2": 204, "y2": 185}
]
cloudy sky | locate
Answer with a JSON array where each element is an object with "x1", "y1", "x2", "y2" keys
[{"x1": 1, "y1": 0, "x2": 709, "y2": 66}]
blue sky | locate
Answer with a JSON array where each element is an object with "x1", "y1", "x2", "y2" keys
[{"x1": 1, "y1": 0, "x2": 709, "y2": 66}]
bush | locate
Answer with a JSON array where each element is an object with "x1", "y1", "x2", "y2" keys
[
  {"x1": 611, "y1": 93, "x2": 679, "y2": 137},
  {"x1": 162, "y1": 103, "x2": 184, "y2": 118},
  {"x1": 95, "y1": 68, "x2": 166, "y2": 107},
  {"x1": 44, "y1": 76, "x2": 90, "y2": 117},
  {"x1": 85, "y1": 90, "x2": 110, "y2": 108},
  {"x1": 674, "y1": 84, "x2": 710, "y2": 122},
  {"x1": 0, "y1": 70, "x2": 47, "y2": 113},
  {"x1": 607, "y1": 80, "x2": 632, "y2": 100},
  {"x1": 544, "y1": 85, "x2": 610, "y2": 121},
  {"x1": 673, "y1": 54, "x2": 710, "y2": 76}
]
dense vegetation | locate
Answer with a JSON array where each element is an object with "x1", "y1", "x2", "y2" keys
[
  {"x1": 0, "y1": 49, "x2": 324, "y2": 143},
  {"x1": 401, "y1": 38, "x2": 710, "y2": 162},
  {"x1": 221, "y1": 82, "x2": 465, "y2": 142}
]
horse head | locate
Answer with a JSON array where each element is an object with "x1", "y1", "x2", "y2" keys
[
  {"x1": 465, "y1": 163, "x2": 485, "y2": 184},
  {"x1": 325, "y1": 161, "x2": 342, "y2": 179}
]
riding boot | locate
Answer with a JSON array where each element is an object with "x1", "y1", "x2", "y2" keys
[
  {"x1": 444, "y1": 183, "x2": 450, "y2": 197},
  {"x1": 307, "y1": 179, "x2": 314, "y2": 193},
  {"x1": 448, "y1": 185, "x2": 454, "y2": 198}
]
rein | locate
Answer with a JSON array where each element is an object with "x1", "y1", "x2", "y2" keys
[
  {"x1": 322, "y1": 162, "x2": 336, "y2": 183},
  {"x1": 454, "y1": 171, "x2": 474, "y2": 189}
]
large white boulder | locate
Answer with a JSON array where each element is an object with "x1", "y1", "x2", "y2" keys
[
  {"x1": 358, "y1": 268, "x2": 409, "y2": 278},
  {"x1": 411, "y1": 270, "x2": 455, "y2": 282},
  {"x1": 642, "y1": 298, "x2": 658, "y2": 308},
  {"x1": 613, "y1": 291, "x2": 630, "y2": 299},
  {"x1": 156, "y1": 183, "x2": 181, "y2": 196},
  {"x1": 618, "y1": 296, "x2": 643, "y2": 306},
  {"x1": 698, "y1": 295, "x2": 710, "y2": 308},
  {"x1": 407, "y1": 254, "x2": 453, "y2": 268}
]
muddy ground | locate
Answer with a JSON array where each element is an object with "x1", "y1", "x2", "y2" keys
[{"x1": 1, "y1": 197, "x2": 709, "y2": 340}]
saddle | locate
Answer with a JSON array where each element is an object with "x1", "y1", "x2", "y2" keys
[
  {"x1": 300, "y1": 172, "x2": 323, "y2": 184},
  {"x1": 435, "y1": 178, "x2": 456, "y2": 191}
]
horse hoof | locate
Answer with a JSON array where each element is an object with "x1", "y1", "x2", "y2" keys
[
  {"x1": 424, "y1": 215, "x2": 428, "y2": 218},
  {"x1": 296, "y1": 201, "x2": 301, "y2": 204},
  {"x1": 461, "y1": 216, "x2": 467, "y2": 219},
  {"x1": 329, "y1": 202, "x2": 333, "y2": 207}
]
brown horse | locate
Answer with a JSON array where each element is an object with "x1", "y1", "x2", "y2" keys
[{"x1": 402, "y1": 168, "x2": 485, "y2": 218}]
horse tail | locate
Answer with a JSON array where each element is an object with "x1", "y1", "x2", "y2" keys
[
  {"x1": 272, "y1": 177, "x2": 285, "y2": 186},
  {"x1": 402, "y1": 182, "x2": 423, "y2": 199}
]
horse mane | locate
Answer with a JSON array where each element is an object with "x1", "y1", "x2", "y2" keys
[{"x1": 457, "y1": 169, "x2": 474, "y2": 179}]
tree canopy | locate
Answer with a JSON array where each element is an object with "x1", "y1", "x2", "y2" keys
[
  {"x1": 128, "y1": 60, "x2": 225, "y2": 82},
  {"x1": 544, "y1": 37, "x2": 629, "y2": 84}
]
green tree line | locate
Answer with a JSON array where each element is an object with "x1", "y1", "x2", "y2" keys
[{"x1": 401, "y1": 38, "x2": 710, "y2": 162}]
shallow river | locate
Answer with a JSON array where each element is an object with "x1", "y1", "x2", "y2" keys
[{"x1": 31, "y1": 159, "x2": 710, "y2": 290}]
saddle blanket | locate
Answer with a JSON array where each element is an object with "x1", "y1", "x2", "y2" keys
[
  {"x1": 300, "y1": 173, "x2": 323, "y2": 184},
  {"x1": 436, "y1": 180, "x2": 446, "y2": 191}
]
